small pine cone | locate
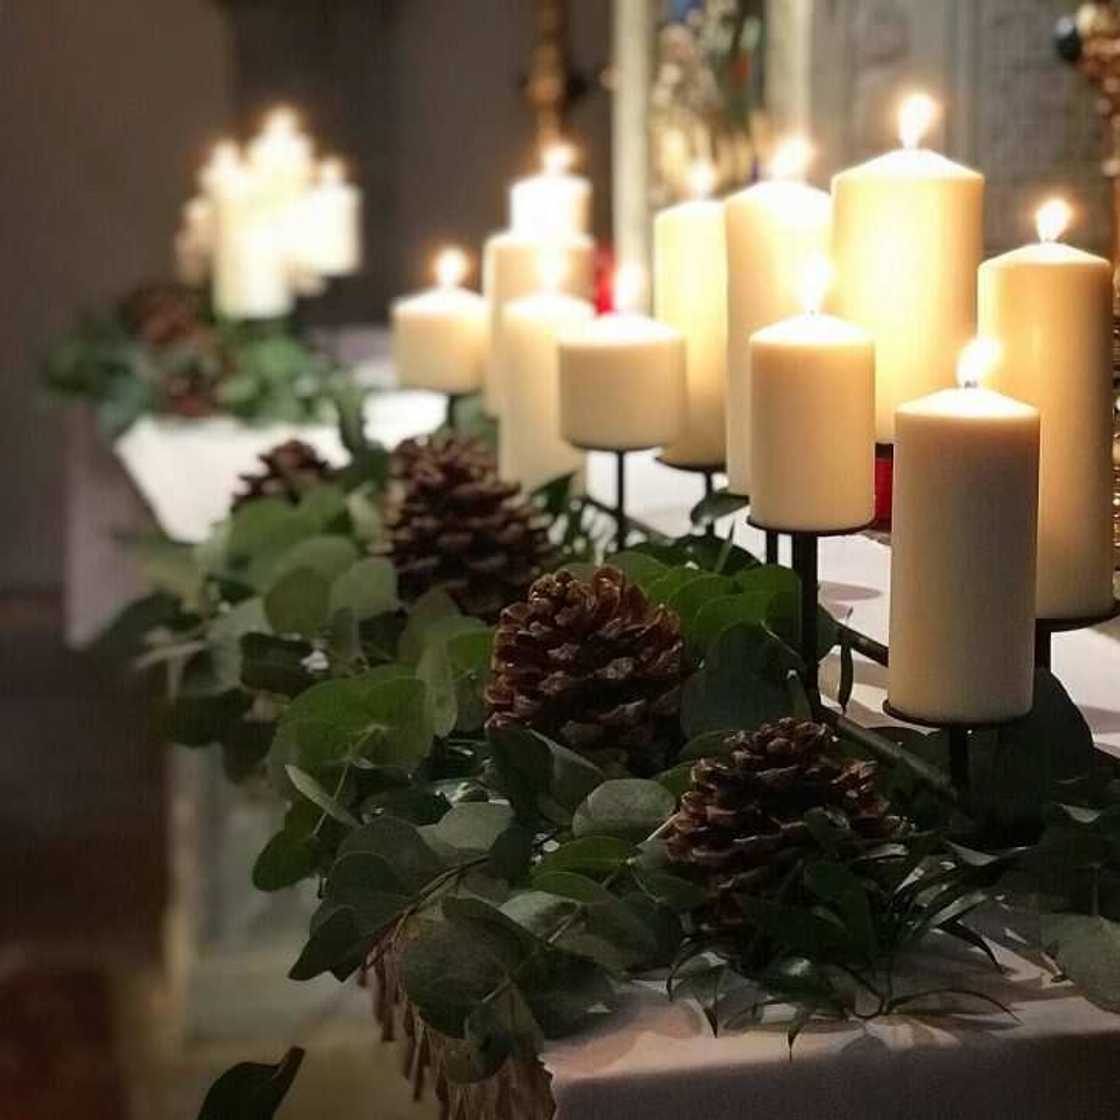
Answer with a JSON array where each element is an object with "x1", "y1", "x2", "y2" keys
[
  {"x1": 386, "y1": 434, "x2": 555, "y2": 622},
  {"x1": 120, "y1": 283, "x2": 204, "y2": 348},
  {"x1": 485, "y1": 566, "x2": 686, "y2": 775},
  {"x1": 665, "y1": 718, "x2": 900, "y2": 929},
  {"x1": 232, "y1": 440, "x2": 336, "y2": 510}
]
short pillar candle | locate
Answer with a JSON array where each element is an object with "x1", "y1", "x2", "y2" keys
[{"x1": 888, "y1": 340, "x2": 1040, "y2": 725}]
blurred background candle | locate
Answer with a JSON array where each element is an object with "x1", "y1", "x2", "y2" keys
[
  {"x1": 725, "y1": 137, "x2": 832, "y2": 494},
  {"x1": 888, "y1": 340, "x2": 1040, "y2": 724},
  {"x1": 979, "y1": 199, "x2": 1114, "y2": 621},
  {"x1": 296, "y1": 157, "x2": 362, "y2": 277},
  {"x1": 247, "y1": 106, "x2": 313, "y2": 206},
  {"x1": 498, "y1": 248, "x2": 593, "y2": 490},
  {"x1": 654, "y1": 161, "x2": 728, "y2": 468},
  {"x1": 391, "y1": 247, "x2": 487, "y2": 394},
  {"x1": 833, "y1": 93, "x2": 984, "y2": 443},
  {"x1": 748, "y1": 257, "x2": 875, "y2": 532},
  {"x1": 510, "y1": 142, "x2": 592, "y2": 237},
  {"x1": 481, "y1": 229, "x2": 594, "y2": 416},
  {"x1": 557, "y1": 265, "x2": 685, "y2": 451}
]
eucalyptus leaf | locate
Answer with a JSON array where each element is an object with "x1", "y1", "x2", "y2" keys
[
  {"x1": 239, "y1": 631, "x2": 315, "y2": 697},
  {"x1": 603, "y1": 550, "x2": 667, "y2": 591},
  {"x1": 252, "y1": 826, "x2": 319, "y2": 892},
  {"x1": 329, "y1": 557, "x2": 399, "y2": 620},
  {"x1": 285, "y1": 764, "x2": 359, "y2": 828},
  {"x1": 198, "y1": 1047, "x2": 304, "y2": 1120},
  {"x1": 256, "y1": 534, "x2": 358, "y2": 591},
  {"x1": 424, "y1": 802, "x2": 515, "y2": 856},
  {"x1": 534, "y1": 836, "x2": 636, "y2": 880},
  {"x1": 1042, "y1": 913, "x2": 1120, "y2": 1011},
  {"x1": 264, "y1": 567, "x2": 330, "y2": 636},
  {"x1": 572, "y1": 779, "x2": 676, "y2": 844},
  {"x1": 689, "y1": 488, "x2": 750, "y2": 527},
  {"x1": 339, "y1": 815, "x2": 445, "y2": 890}
]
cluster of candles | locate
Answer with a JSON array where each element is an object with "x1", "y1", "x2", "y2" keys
[
  {"x1": 391, "y1": 93, "x2": 1115, "y2": 728},
  {"x1": 175, "y1": 107, "x2": 363, "y2": 319}
]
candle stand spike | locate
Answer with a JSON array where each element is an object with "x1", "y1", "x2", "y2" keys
[
  {"x1": 765, "y1": 532, "x2": 780, "y2": 565},
  {"x1": 1034, "y1": 600, "x2": 1120, "y2": 671},
  {"x1": 444, "y1": 391, "x2": 467, "y2": 432},
  {"x1": 614, "y1": 449, "x2": 628, "y2": 550}
]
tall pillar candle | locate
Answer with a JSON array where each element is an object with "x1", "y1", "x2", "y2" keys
[
  {"x1": 558, "y1": 267, "x2": 686, "y2": 451},
  {"x1": 296, "y1": 158, "x2": 363, "y2": 277},
  {"x1": 725, "y1": 139, "x2": 832, "y2": 493},
  {"x1": 391, "y1": 248, "x2": 487, "y2": 394},
  {"x1": 482, "y1": 230, "x2": 594, "y2": 416},
  {"x1": 510, "y1": 143, "x2": 592, "y2": 237},
  {"x1": 832, "y1": 94, "x2": 984, "y2": 442},
  {"x1": 888, "y1": 341, "x2": 1040, "y2": 724},
  {"x1": 748, "y1": 259, "x2": 875, "y2": 531},
  {"x1": 979, "y1": 200, "x2": 1114, "y2": 620},
  {"x1": 654, "y1": 164, "x2": 728, "y2": 467},
  {"x1": 498, "y1": 281, "x2": 593, "y2": 490}
]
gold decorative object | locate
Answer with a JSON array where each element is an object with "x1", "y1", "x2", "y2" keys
[{"x1": 524, "y1": 0, "x2": 571, "y2": 145}]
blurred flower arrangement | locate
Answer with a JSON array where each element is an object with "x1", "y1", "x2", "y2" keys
[
  {"x1": 649, "y1": 0, "x2": 767, "y2": 206},
  {"x1": 43, "y1": 282, "x2": 340, "y2": 438}
]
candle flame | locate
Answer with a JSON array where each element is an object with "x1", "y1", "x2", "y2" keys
[
  {"x1": 319, "y1": 157, "x2": 346, "y2": 186},
  {"x1": 957, "y1": 338, "x2": 1001, "y2": 390},
  {"x1": 435, "y1": 247, "x2": 469, "y2": 289},
  {"x1": 688, "y1": 160, "x2": 717, "y2": 200},
  {"x1": 263, "y1": 105, "x2": 301, "y2": 136},
  {"x1": 208, "y1": 140, "x2": 241, "y2": 171},
  {"x1": 1036, "y1": 198, "x2": 1072, "y2": 244},
  {"x1": 800, "y1": 254, "x2": 833, "y2": 316},
  {"x1": 613, "y1": 263, "x2": 644, "y2": 313},
  {"x1": 768, "y1": 136, "x2": 813, "y2": 182},
  {"x1": 537, "y1": 244, "x2": 569, "y2": 292},
  {"x1": 543, "y1": 142, "x2": 576, "y2": 175},
  {"x1": 899, "y1": 93, "x2": 938, "y2": 150}
]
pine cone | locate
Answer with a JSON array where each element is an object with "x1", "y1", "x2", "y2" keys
[
  {"x1": 386, "y1": 434, "x2": 555, "y2": 622},
  {"x1": 665, "y1": 719, "x2": 899, "y2": 928},
  {"x1": 120, "y1": 283, "x2": 204, "y2": 348},
  {"x1": 485, "y1": 566, "x2": 686, "y2": 775},
  {"x1": 233, "y1": 440, "x2": 336, "y2": 510}
]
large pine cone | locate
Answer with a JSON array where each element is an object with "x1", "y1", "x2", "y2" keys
[
  {"x1": 232, "y1": 439, "x2": 336, "y2": 511},
  {"x1": 120, "y1": 283, "x2": 204, "y2": 348},
  {"x1": 485, "y1": 566, "x2": 686, "y2": 775},
  {"x1": 666, "y1": 718, "x2": 899, "y2": 928},
  {"x1": 386, "y1": 434, "x2": 555, "y2": 622}
]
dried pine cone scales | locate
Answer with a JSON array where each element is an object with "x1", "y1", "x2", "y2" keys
[
  {"x1": 666, "y1": 719, "x2": 898, "y2": 924},
  {"x1": 233, "y1": 439, "x2": 335, "y2": 510},
  {"x1": 486, "y1": 567, "x2": 685, "y2": 775},
  {"x1": 387, "y1": 434, "x2": 554, "y2": 621}
]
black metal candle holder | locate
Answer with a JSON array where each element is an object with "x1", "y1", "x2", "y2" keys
[
  {"x1": 443, "y1": 391, "x2": 468, "y2": 431},
  {"x1": 748, "y1": 517, "x2": 874, "y2": 699},
  {"x1": 1034, "y1": 600, "x2": 1120, "y2": 670},
  {"x1": 725, "y1": 487, "x2": 781, "y2": 563},
  {"x1": 571, "y1": 442, "x2": 649, "y2": 551}
]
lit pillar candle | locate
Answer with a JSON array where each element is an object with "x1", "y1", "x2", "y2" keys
[
  {"x1": 391, "y1": 248, "x2": 487, "y2": 394},
  {"x1": 748, "y1": 257, "x2": 875, "y2": 531},
  {"x1": 211, "y1": 161, "x2": 293, "y2": 320},
  {"x1": 833, "y1": 94, "x2": 984, "y2": 442},
  {"x1": 247, "y1": 106, "x2": 314, "y2": 206},
  {"x1": 481, "y1": 230, "x2": 594, "y2": 416},
  {"x1": 498, "y1": 250, "x2": 594, "y2": 490},
  {"x1": 510, "y1": 142, "x2": 592, "y2": 237},
  {"x1": 654, "y1": 162, "x2": 728, "y2": 468},
  {"x1": 296, "y1": 157, "x2": 363, "y2": 277},
  {"x1": 725, "y1": 138, "x2": 832, "y2": 494},
  {"x1": 979, "y1": 199, "x2": 1114, "y2": 620},
  {"x1": 557, "y1": 266, "x2": 686, "y2": 451},
  {"x1": 888, "y1": 340, "x2": 1040, "y2": 724}
]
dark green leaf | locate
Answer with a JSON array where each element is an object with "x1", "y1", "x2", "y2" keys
[
  {"x1": 163, "y1": 689, "x2": 251, "y2": 747},
  {"x1": 534, "y1": 836, "x2": 635, "y2": 880},
  {"x1": 423, "y1": 802, "x2": 514, "y2": 856},
  {"x1": 572, "y1": 779, "x2": 676, "y2": 844},
  {"x1": 252, "y1": 826, "x2": 319, "y2": 892},
  {"x1": 489, "y1": 824, "x2": 536, "y2": 883},
  {"x1": 285, "y1": 764, "x2": 359, "y2": 827},
  {"x1": 339, "y1": 816, "x2": 445, "y2": 890},
  {"x1": 689, "y1": 488, "x2": 750, "y2": 527},
  {"x1": 1042, "y1": 914, "x2": 1120, "y2": 1011},
  {"x1": 264, "y1": 566, "x2": 330, "y2": 636},
  {"x1": 197, "y1": 1046, "x2": 304, "y2": 1120},
  {"x1": 329, "y1": 557, "x2": 399, "y2": 620},
  {"x1": 239, "y1": 632, "x2": 315, "y2": 696}
]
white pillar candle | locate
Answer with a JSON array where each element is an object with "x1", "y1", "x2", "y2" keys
[
  {"x1": 748, "y1": 257, "x2": 875, "y2": 532},
  {"x1": 888, "y1": 340, "x2": 1040, "y2": 725},
  {"x1": 391, "y1": 248, "x2": 487, "y2": 395},
  {"x1": 510, "y1": 143, "x2": 592, "y2": 237},
  {"x1": 654, "y1": 163, "x2": 728, "y2": 468},
  {"x1": 481, "y1": 230, "x2": 594, "y2": 416},
  {"x1": 833, "y1": 94, "x2": 984, "y2": 442},
  {"x1": 247, "y1": 106, "x2": 314, "y2": 207},
  {"x1": 498, "y1": 261, "x2": 593, "y2": 490},
  {"x1": 295, "y1": 157, "x2": 363, "y2": 277},
  {"x1": 211, "y1": 167, "x2": 293, "y2": 320},
  {"x1": 979, "y1": 199, "x2": 1114, "y2": 621},
  {"x1": 725, "y1": 138, "x2": 832, "y2": 493},
  {"x1": 557, "y1": 266, "x2": 686, "y2": 451}
]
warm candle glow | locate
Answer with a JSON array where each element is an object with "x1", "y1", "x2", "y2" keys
[
  {"x1": 613, "y1": 263, "x2": 644, "y2": 313},
  {"x1": 1036, "y1": 198, "x2": 1073, "y2": 244},
  {"x1": 800, "y1": 255, "x2": 833, "y2": 315},
  {"x1": 319, "y1": 157, "x2": 346, "y2": 186},
  {"x1": 263, "y1": 106, "x2": 301, "y2": 136},
  {"x1": 899, "y1": 93, "x2": 938, "y2": 150},
  {"x1": 957, "y1": 338, "x2": 1001, "y2": 390},
  {"x1": 537, "y1": 244, "x2": 569, "y2": 292},
  {"x1": 688, "y1": 160, "x2": 717, "y2": 200},
  {"x1": 768, "y1": 136, "x2": 813, "y2": 182},
  {"x1": 435, "y1": 247, "x2": 469, "y2": 289},
  {"x1": 543, "y1": 142, "x2": 576, "y2": 175}
]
